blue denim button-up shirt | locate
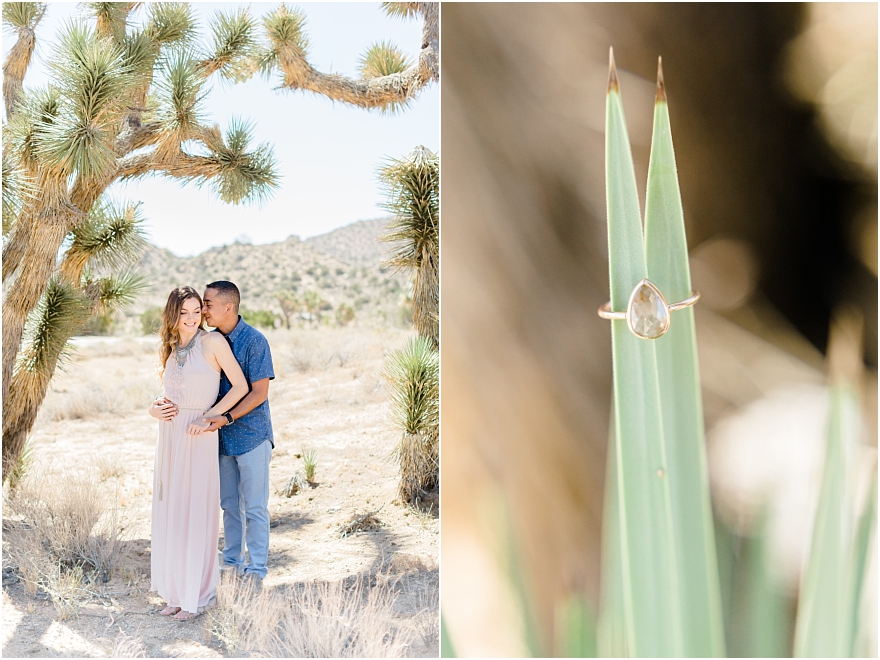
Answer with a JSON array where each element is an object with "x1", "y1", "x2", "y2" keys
[{"x1": 217, "y1": 317, "x2": 275, "y2": 456}]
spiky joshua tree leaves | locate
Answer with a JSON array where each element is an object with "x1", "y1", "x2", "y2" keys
[
  {"x1": 383, "y1": 337, "x2": 439, "y2": 502},
  {"x1": 380, "y1": 146, "x2": 439, "y2": 503},
  {"x1": 3, "y1": 197, "x2": 148, "y2": 485},
  {"x1": 1, "y1": 3, "x2": 280, "y2": 482},
  {"x1": 257, "y1": 2, "x2": 438, "y2": 112},
  {"x1": 381, "y1": 145, "x2": 439, "y2": 347}
]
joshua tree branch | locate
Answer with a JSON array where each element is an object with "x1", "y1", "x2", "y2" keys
[
  {"x1": 115, "y1": 120, "x2": 164, "y2": 156},
  {"x1": 3, "y1": 23, "x2": 39, "y2": 118},
  {"x1": 117, "y1": 150, "x2": 222, "y2": 181},
  {"x1": 275, "y1": 2, "x2": 438, "y2": 109}
]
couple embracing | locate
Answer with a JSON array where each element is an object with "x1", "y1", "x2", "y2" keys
[{"x1": 148, "y1": 281, "x2": 274, "y2": 620}]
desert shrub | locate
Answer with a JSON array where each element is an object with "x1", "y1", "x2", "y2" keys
[
  {"x1": 206, "y1": 572, "x2": 415, "y2": 657},
  {"x1": 4, "y1": 468, "x2": 125, "y2": 616},
  {"x1": 240, "y1": 307, "x2": 280, "y2": 329},
  {"x1": 336, "y1": 303, "x2": 356, "y2": 326},
  {"x1": 289, "y1": 348, "x2": 313, "y2": 373},
  {"x1": 140, "y1": 306, "x2": 163, "y2": 336},
  {"x1": 81, "y1": 311, "x2": 116, "y2": 336}
]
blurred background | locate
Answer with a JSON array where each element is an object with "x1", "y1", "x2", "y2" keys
[{"x1": 440, "y1": 3, "x2": 877, "y2": 657}]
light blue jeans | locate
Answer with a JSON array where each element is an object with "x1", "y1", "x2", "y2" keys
[{"x1": 219, "y1": 439, "x2": 272, "y2": 578}]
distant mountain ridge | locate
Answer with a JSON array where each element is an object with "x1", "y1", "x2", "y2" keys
[
  {"x1": 129, "y1": 218, "x2": 408, "y2": 329},
  {"x1": 305, "y1": 217, "x2": 395, "y2": 265}
]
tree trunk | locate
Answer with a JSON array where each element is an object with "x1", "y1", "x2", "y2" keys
[
  {"x1": 3, "y1": 356, "x2": 52, "y2": 483},
  {"x1": 2, "y1": 212, "x2": 35, "y2": 281},
  {"x1": 1, "y1": 305, "x2": 95, "y2": 482},
  {"x1": 1, "y1": 215, "x2": 71, "y2": 405},
  {"x1": 413, "y1": 245, "x2": 439, "y2": 348}
]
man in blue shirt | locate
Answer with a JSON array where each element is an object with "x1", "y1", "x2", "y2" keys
[{"x1": 198, "y1": 281, "x2": 275, "y2": 585}]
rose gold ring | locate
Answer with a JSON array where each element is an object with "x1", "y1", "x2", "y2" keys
[{"x1": 598, "y1": 278, "x2": 699, "y2": 340}]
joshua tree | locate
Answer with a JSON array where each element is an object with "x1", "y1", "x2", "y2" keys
[
  {"x1": 381, "y1": 146, "x2": 439, "y2": 347},
  {"x1": 383, "y1": 336, "x2": 439, "y2": 503},
  {"x1": 380, "y1": 145, "x2": 439, "y2": 503},
  {"x1": 301, "y1": 290, "x2": 327, "y2": 325},
  {"x1": 1, "y1": 2, "x2": 280, "y2": 482},
  {"x1": 274, "y1": 289, "x2": 300, "y2": 329},
  {"x1": 256, "y1": 2, "x2": 438, "y2": 112}
]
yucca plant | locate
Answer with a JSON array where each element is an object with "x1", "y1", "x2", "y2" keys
[
  {"x1": 383, "y1": 336, "x2": 439, "y2": 503},
  {"x1": 381, "y1": 146, "x2": 439, "y2": 347},
  {"x1": 595, "y1": 52, "x2": 877, "y2": 660},
  {"x1": 380, "y1": 145, "x2": 439, "y2": 505},
  {"x1": 301, "y1": 447, "x2": 318, "y2": 484},
  {"x1": 257, "y1": 2, "x2": 437, "y2": 112},
  {"x1": 597, "y1": 51, "x2": 723, "y2": 657},
  {"x1": 1, "y1": 2, "x2": 280, "y2": 482},
  {"x1": 794, "y1": 311, "x2": 877, "y2": 658}
]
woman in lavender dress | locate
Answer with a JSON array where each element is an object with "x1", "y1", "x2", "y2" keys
[{"x1": 148, "y1": 286, "x2": 247, "y2": 620}]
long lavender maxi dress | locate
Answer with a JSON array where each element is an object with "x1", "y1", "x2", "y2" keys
[{"x1": 151, "y1": 330, "x2": 221, "y2": 613}]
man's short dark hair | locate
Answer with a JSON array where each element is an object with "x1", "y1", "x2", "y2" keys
[{"x1": 206, "y1": 280, "x2": 240, "y2": 311}]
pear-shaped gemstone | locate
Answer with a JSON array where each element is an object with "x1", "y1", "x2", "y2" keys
[{"x1": 628, "y1": 280, "x2": 669, "y2": 339}]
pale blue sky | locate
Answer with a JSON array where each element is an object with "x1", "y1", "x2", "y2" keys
[{"x1": 4, "y1": 2, "x2": 439, "y2": 256}]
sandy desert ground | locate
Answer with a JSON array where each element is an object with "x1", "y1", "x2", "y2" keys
[{"x1": 2, "y1": 325, "x2": 438, "y2": 658}]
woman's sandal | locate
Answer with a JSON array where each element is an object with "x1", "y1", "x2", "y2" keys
[
  {"x1": 160, "y1": 606, "x2": 181, "y2": 616},
  {"x1": 173, "y1": 610, "x2": 202, "y2": 621}
]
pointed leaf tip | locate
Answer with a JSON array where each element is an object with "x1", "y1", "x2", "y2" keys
[
  {"x1": 608, "y1": 47, "x2": 619, "y2": 94},
  {"x1": 655, "y1": 56, "x2": 666, "y2": 103}
]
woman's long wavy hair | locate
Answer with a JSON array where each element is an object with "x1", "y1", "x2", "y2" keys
[{"x1": 158, "y1": 286, "x2": 203, "y2": 378}]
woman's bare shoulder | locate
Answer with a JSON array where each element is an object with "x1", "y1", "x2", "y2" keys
[{"x1": 200, "y1": 330, "x2": 228, "y2": 349}]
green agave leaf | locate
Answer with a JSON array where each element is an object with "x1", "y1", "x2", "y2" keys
[
  {"x1": 849, "y1": 468, "x2": 877, "y2": 657},
  {"x1": 597, "y1": 422, "x2": 627, "y2": 658},
  {"x1": 726, "y1": 517, "x2": 794, "y2": 658},
  {"x1": 502, "y1": 511, "x2": 543, "y2": 657},
  {"x1": 555, "y1": 594, "x2": 597, "y2": 658},
  {"x1": 603, "y1": 51, "x2": 682, "y2": 657},
  {"x1": 441, "y1": 615, "x2": 457, "y2": 658},
  {"x1": 794, "y1": 377, "x2": 861, "y2": 657},
  {"x1": 643, "y1": 60, "x2": 725, "y2": 657}
]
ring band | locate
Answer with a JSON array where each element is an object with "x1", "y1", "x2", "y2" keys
[{"x1": 598, "y1": 278, "x2": 699, "y2": 339}]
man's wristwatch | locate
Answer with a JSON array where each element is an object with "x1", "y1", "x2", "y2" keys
[{"x1": 223, "y1": 412, "x2": 234, "y2": 426}]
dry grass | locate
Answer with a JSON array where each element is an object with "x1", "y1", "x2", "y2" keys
[
  {"x1": 415, "y1": 575, "x2": 440, "y2": 648},
  {"x1": 95, "y1": 453, "x2": 126, "y2": 481},
  {"x1": 42, "y1": 563, "x2": 86, "y2": 620},
  {"x1": 338, "y1": 509, "x2": 384, "y2": 537},
  {"x1": 279, "y1": 470, "x2": 310, "y2": 497},
  {"x1": 110, "y1": 626, "x2": 148, "y2": 658},
  {"x1": 205, "y1": 570, "x2": 417, "y2": 657},
  {"x1": 267, "y1": 327, "x2": 382, "y2": 377},
  {"x1": 36, "y1": 378, "x2": 157, "y2": 424},
  {"x1": 70, "y1": 337, "x2": 157, "y2": 358},
  {"x1": 3, "y1": 465, "x2": 127, "y2": 617}
]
